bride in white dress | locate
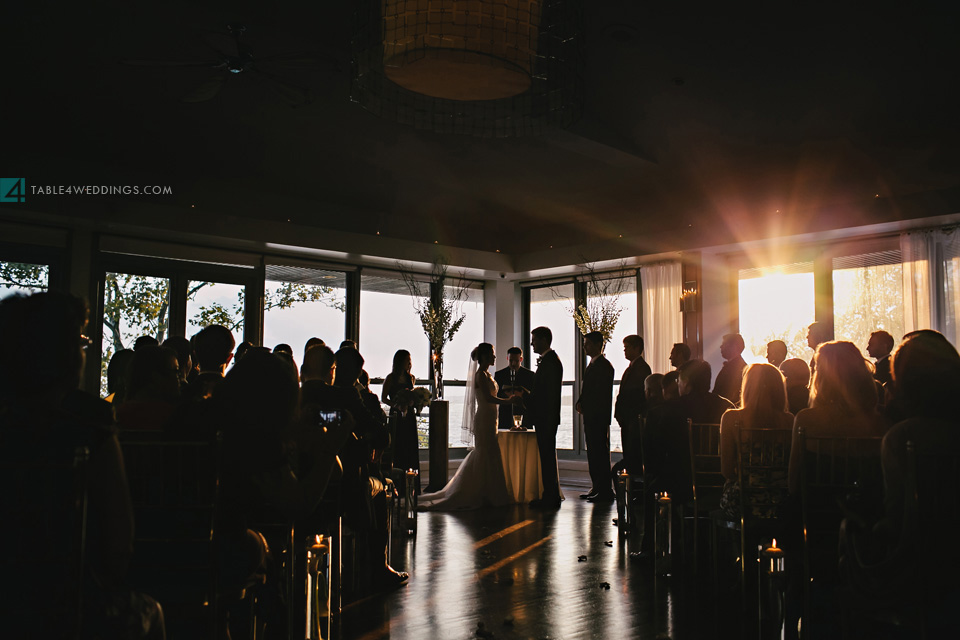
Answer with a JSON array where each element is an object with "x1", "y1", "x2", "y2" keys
[{"x1": 419, "y1": 343, "x2": 519, "y2": 511}]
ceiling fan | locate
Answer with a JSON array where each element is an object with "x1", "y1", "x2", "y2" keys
[{"x1": 122, "y1": 23, "x2": 318, "y2": 107}]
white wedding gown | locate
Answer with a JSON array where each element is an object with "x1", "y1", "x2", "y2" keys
[{"x1": 419, "y1": 370, "x2": 511, "y2": 510}]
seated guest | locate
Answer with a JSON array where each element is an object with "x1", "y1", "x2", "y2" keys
[
  {"x1": 766, "y1": 339, "x2": 788, "y2": 368},
  {"x1": 789, "y1": 342, "x2": 887, "y2": 495},
  {"x1": 662, "y1": 370, "x2": 680, "y2": 402},
  {"x1": 676, "y1": 359, "x2": 737, "y2": 426},
  {"x1": 105, "y1": 348, "x2": 135, "y2": 404},
  {"x1": 115, "y1": 345, "x2": 181, "y2": 431},
  {"x1": 644, "y1": 373, "x2": 665, "y2": 414},
  {"x1": 162, "y1": 336, "x2": 194, "y2": 387},
  {"x1": 879, "y1": 330, "x2": 960, "y2": 535},
  {"x1": 305, "y1": 346, "x2": 406, "y2": 595},
  {"x1": 714, "y1": 333, "x2": 748, "y2": 405},
  {"x1": 0, "y1": 293, "x2": 164, "y2": 638},
  {"x1": 214, "y1": 350, "x2": 349, "y2": 634},
  {"x1": 719, "y1": 363, "x2": 793, "y2": 519},
  {"x1": 780, "y1": 358, "x2": 810, "y2": 415}
]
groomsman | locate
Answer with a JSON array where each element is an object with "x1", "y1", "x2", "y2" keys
[
  {"x1": 494, "y1": 346, "x2": 536, "y2": 429},
  {"x1": 615, "y1": 335, "x2": 651, "y2": 475},
  {"x1": 527, "y1": 326, "x2": 563, "y2": 509},
  {"x1": 578, "y1": 331, "x2": 616, "y2": 502}
]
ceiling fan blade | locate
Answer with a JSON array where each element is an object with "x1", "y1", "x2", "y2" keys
[
  {"x1": 249, "y1": 68, "x2": 312, "y2": 107},
  {"x1": 122, "y1": 59, "x2": 222, "y2": 68},
  {"x1": 181, "y1": 73, "x2": 226, "y2": 102}
]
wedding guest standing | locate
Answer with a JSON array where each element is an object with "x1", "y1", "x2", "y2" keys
[
  {"x1": 578, "y1": 331, "x2": 616, "y2": 502},
  {"x1": 615, "y1": 334, "x2": 651, "y2": 476},
  {"x1": 866, "y1": 330, "x2": 895, "y2": 386},
  {"x1": 714, "y1": 333, "x2": 748, "y2": 405}
]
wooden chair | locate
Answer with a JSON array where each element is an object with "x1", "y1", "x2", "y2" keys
[
  {"x1": 713, "y1": 424, "x2": 792, "y2": 605},
  {"x1": 797, "y1": 428, "x2": 882, "y2": 637},
  {"x1": 120, "y1": 431, "x2": 222, "y2": 638},
  {"x1": 686, "y1": 420, "x2": 723, "y2": 572},
  {"x1": 842, "y1": 436, "x2": 960, "y2": 638},
  {"x1": 1, "y1": 441, "x2": 90, "y2": 639}
]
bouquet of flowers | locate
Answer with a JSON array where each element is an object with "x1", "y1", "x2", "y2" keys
[{"x1": 395, "y1": 386, "x2": 432, "y2": 414}]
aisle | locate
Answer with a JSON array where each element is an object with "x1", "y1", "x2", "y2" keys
[{"x1": 338, "y1": 486, "x2": 721, "y2": 640}]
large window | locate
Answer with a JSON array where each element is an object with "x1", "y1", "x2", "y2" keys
[
  {"x1": 529, "y1": 284, "x2": 576, "y2": 450},
  {"x1": 359, "y1": 273, "x2": 431, "y2": 398},
  {"x1": 587, "y1": 276, "x2": 638, "y2": 453},
  {"x1": 262, "y1": 265, "x2": 347, "y2": 361},
  {"x1": 738, "y1": 262, "x2": 815, "y2": 364},
  {"x1": 832, "y1": 251, "x2": 903, "y2": 353},
  {"x1": 0, "y1": 260, "x2": 49, "y2": 299}
]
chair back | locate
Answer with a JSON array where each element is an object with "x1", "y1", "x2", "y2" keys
[
  {"x1": 736, "y1": 425, "x2": 792, "y2": 523},
  {"x1": 688, "y1": 420, "x2": 723, "y2": 511},
  {"x1": 1, "y1": 434, "x2": 90, "y2": 639},
  {"x1": 907, "y1": 439, "x2": 960, "y2": 593},
  {"x1": 799, "y1": 428, "x2": 883, "y2": 576},
  {"x1": 120, "y1": 430, "x2": 221, "y2": 630}
]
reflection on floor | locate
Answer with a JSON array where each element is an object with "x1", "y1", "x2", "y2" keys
[{"x1": 338, "y1": 486, "x2": 742, "y2": 640}]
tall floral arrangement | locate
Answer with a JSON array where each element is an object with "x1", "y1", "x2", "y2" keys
[
  {"x1": 549, "y1": 260, "x2": 632, "y2": 344},
  {"x1": 399, "y1": 259, "x2": 468, "y2": 399}
]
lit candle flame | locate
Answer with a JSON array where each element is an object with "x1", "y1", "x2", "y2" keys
[{"x1": 772, "y1": 538, "x2": 778, "y2": 549}]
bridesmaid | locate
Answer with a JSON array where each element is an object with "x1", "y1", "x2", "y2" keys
[{"x1": 382, "y1": 349, "x2": 420, "y2": 494}]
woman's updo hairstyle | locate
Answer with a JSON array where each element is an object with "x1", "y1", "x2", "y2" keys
[{"x1": 471, "y1": 342, "x2": 494, "y2": 363}]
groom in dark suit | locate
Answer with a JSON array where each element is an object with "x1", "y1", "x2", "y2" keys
[
  {"x1": 578, "y1": 331, "x2": 616, "y2": 502},
  {"x1": 494, "y1": 346, "x2": 536, "y2": 429},
  {"x1": 528, "y1": 326, "x2": 563, "y2": 509}
]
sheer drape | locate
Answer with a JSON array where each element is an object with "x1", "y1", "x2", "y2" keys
[
  {"x1": 640, "y1": 261, "x2": 683, "y2": 374},
  {"x1": 901, "y1": 227, "x2": 960, "y2": 346}
]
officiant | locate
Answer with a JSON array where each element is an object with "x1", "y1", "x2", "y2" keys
[{"x1": 495, "y1": 346, "x2": 536, "y2": 429}]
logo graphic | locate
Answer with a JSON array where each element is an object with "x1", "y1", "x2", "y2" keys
[{"x1": 1, "y1": 178, "x2": 26, "y2": 203}]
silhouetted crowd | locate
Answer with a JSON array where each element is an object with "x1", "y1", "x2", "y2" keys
[{"x1": 3, "y1": 290, "x2": 958, "y2": 638}]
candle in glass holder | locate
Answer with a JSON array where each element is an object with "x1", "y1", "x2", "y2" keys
[
  {"x1": 405, "y1": 469, "x2": 419, "y2": 533},
  {"x1": 760, "y1": 538, "x2": 785, "y2": 574}
]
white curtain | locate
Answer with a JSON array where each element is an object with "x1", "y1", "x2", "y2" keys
[
  {"x1": 640, "y1": 261, "x2": 683, "y2": 374},
  {"x1": 901, "y1": 227, "x2": 960, "y2": 346}
]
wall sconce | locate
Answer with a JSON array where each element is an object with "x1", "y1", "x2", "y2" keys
[{"x1": 680, "y1": 281, "x2": 699, "y2": 313}]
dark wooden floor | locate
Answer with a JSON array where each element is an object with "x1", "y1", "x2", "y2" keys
[{"x1": 337, "y1": 487, "x2": 745, "y2": 640}]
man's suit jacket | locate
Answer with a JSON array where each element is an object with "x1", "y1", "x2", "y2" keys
[
  {"x1": 615, "y1": 356, "x2": 652, "y2": 425},
  {"x1": 494, "y1": 365, "x2": 535, "y2": 428},
  {"x1": 579, "y1": 354, "x2": 614, "y2": 427},
  {"x1": 713, "y1": 355, "x2": 747, "y2": 405},
  {"x1": 529, "y1": 350, "x2": 563, "y2": 429}
]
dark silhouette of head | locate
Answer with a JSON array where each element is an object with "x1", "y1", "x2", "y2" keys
[
  {"x1": 807, "y1": 322, "x2": 829, "y2": 350},
  {"x1": 663, "y1": 370, "x2": 680, "y2": 401},
  {"x1": 780, "y1": 358, "x2": 811, "y2": 389},
  {"x1": 303, "y1": 337, "x2": 325, "y2": 362},
  {"x1": 392, "y1": 349, "x2": 412, "y2": 376},
  {"x1": 810, "y1": 341, "x2": 877, "y2": 413},
  {"x1": 740, "y1": 363, "x2": 787, "y2": 422},
  {"x1": 891, "y1": 329, "x2": 960, "y2": 420},
  {"x1": 531, "y1": 326, "x2": 553, "y2": 355},
  {"x1": 233, "y1": 340, "x2": 254, "y2": 363},
  {"x1": 867, "y1": 330, "x2": 895, "y2": 360},
  {"x1": 133, "y1": 335, "x2": 159, "y2": 351},
  {"x1": 669, "y1": 342, "x2": 690, "y2": 368},
  {"x1": 334, "y1": 347, "x2": 364, "y2": 387},
  {"x1": 216, "y1": 349, "x2": 300, "y2": 449},
  {"x1": 765, "y1": 340, "x2": 788, "y2": 367},
  {"x1": 162, "y1": 336, "x2": 194, "y2": 383},
  {"x1": 107, "y1": 348, "x2": 136, "y2": 400},
  {"x1": 720, "y1": 334, "x2": 745, "y2": 360},
  {"x1": 679, "y1": 359, "x2": 712, "y2": 395},
  {"x1": 126, "y1": 345, "x2": 181, "y2": 403},
  {"x1": 471, "y1": 342, "x2": 495, "y2": 367},
  {"x1": 193, "y1": 325, "x2": 236, "y2": 373},
  {"x1": 273, "y1": 343, "x2": 294, "y2": 356},
  {"x1": 301, "y1": 344, "x2": 336, "y2": 383}
]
